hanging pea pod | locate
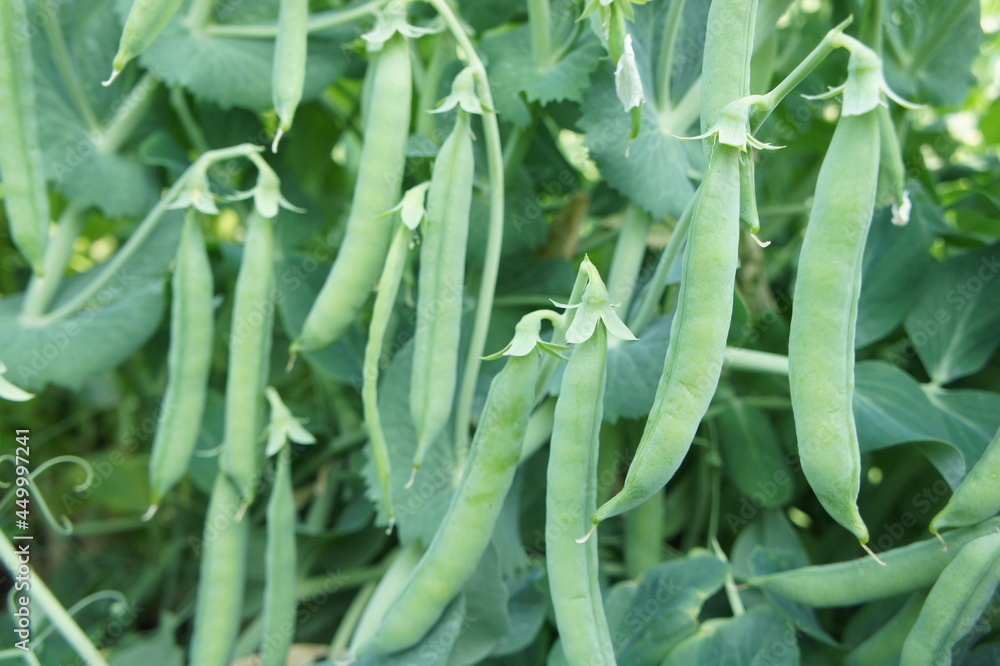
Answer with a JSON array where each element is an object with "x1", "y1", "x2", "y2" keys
[
  {"x1": 0, "y1": 0, "x2": 50, "y2": 275},
  {"x1": 261, "y1": 445, "x2": 297, "y2": 666},
  {"x1": 271, "y1": 0, "x2": 309, "y2": 150},
  {"x1": 105, "y1": 0, "x2": 185, "y2": 85},
  {"x1": 930, "y1": 425, "x2": 1000, "y2": 536},
  {"x1": 147, "y1": 211, "x2": 214, "y2": 512}
]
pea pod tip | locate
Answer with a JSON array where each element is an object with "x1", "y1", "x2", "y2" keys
[
  {"x1": 102, "y1": 68, "x2": 121, "y2": 87},
  {"x1": 860, "y1": 542, "x2": 887, "y2": 566},
  {"x1": 575, "y1": 523, "x2": 597, "y2": 544},
  {"x1": 142, "y1": 504, "x2": 158, "y2": 521}
]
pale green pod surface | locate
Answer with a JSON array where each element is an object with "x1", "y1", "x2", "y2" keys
[
  {"x1": 700, "y1": 0, "x2": 758, "y2": 132},
  {"x1": 930, "y1": 425, "x2": 1000, "y2": 535},
  {"x1": 788, "y1": 111, "x2": 879, "y2": 544},
  {"x1": 111, "y1": 0, "x2": 185, "y2": 76},
  {"x1": 900, "y1": 532, "x2": 1000, "y2": 666},
  {"x1": 0, "y1": 0, "x2": 50, "y2": 274},
  {"x1": 844, "y1": 592, "x2": 926, "y2": 666},
  {"x1": 221, "y1": 212, "x2": 276, "y2": 506},
  {"x1": 349, "y1": 543, "x2": 424, "y2": 652},
  {"x1": 747, "y1": 517, "x2": 1000, "y2": 608},
  {"x1": 294, "y1": 35, "x2": 412, "y2": 352},
  {"x1": 410, "y1": 111, "x2": 474, "y2": 470},
  {"x1": 188, "y1": 476, "x2": 250, "y2": 666},
  {"x1": 358, "y1": 351, "x2": 540, "y2": 656},
  {"x1": 261, "y1": 447, "x2": 297, "y2": 666},
  {"x1": 547, "y1": 323, "x2": 617, "y2": 666},
  {"x1": 593, "y1": 144, "x2": 740, "y2": 524},
  {"x1": 148, "y1": 212, "x2": 214, "y2": 507},
  {"x1": 272, "y1": 0, "x2": 309, "y2": 137}
]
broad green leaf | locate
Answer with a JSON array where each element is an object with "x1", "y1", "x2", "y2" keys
[
  {"x1": 883, "y1": 0, "x2": 981, "y2": 107},
  {"x1": 948, "y1": 189, "x2": 1000, "y2": 239},
  {"x1": 903, "y1": 242, "x2": 1000, "y2": 384},
  {"x1": 603, "y1": 314, "x2": 672, "y2": 423},
  {"x1": 489, "y1": 566, "x2": 546, "y2": 658},
  {"x1": 604, "y1": 553, "x2": 728, "y2": 665},
  {"x1": 857, "y1": 185, "x2": 941, "y2": 348},
  {"x1": 716, "y1": 400, "x2": 794, "y2": 508},
  {"x1": 921, "y1": 386, "x2": 1000, "y2": 471},
  {"x1": 662, "y1": 605, "x2": 799, "y2": 666}
]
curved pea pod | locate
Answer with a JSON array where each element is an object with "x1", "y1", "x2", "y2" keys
[
  {"x1": 261, "y1": 446, "x2": 296, "y2": 666},
  {"x1": 220, "y1": 212, "x2": 276, "y2": 507},
  {"x1": 106, "y1": 0, "x2": 185, "y2": 84},
  {"x1": 900, "y1": 532, "x2": 1000, "y2": 666},
  {"x1": 787, "y1": 111, "x2": 879, "y2": 544},
  {"x1": 148, "y1": 212, "x2": 214, "y2": 510},
  {"x1": 410, "y1": 111, "x2": 474, "y2": 473},
  {"x1": 592, "y1": 143, "x2": 741, "y2": 525},
  {"x1": 930, "y1": 426, "x2": 1000, "y2": 536},
  {"x1": 547, "y1": 322, "x2": 618, "y2": 666},
  {"x1": 357, "y1": 348, "x2": 540, "y2": 656},
  {"x1": 700, "y1": 0, "x2": 758, "y2": 133},
  {"x1": 188, "y1": 476, "x2": 250, "y2": 666},
  {"x1": 844, "y1": 592, "x2": 926, "y2": 666},
  {"x1": 0, "y1": 0, "x2": 50, "y2": 274},
  {"x1": 292, "y1": 35, "x2": 412, "y2": 353},
  {"x1": 271, "y1": 0, "x2": 309, "y2": 149},
  {"x1": 746, "y1": 517, "x2": 1000, "y2": 607}
]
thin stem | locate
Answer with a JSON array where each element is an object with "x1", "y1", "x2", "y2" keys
[
  {"x1": 415, "y1": 34, "x2": 451, "y2": 138},
  {"x1": 169, "y1": 86, "x2": 210, "y2": 153},
  {"x1": 428, "y1": 0, "x2": 506, "y2": 478},
  {"x1": 752, "y1": 17, "x2": 853, "y2": 132},
  {"x1": 21, "y1": 205, "x2": 85, "y2": 319},
  {"x1": 527, "y1": 0, "x2": 551, "y2": 65},
  {"x1": 606, "y1": 207, "x2": 651, "y2": 317},
  {"x1": 0, "y1": 529, "x2": 110, "y2": 666},
  {"x1": 205, "y1": 0, "x2": 389, "y2": 39},
  {"x1": 655, "y1": 0, "x2": 688, "y2": 111},
  {"x1": 185, "y1": 0, "x2": 218, "y2": 30},
  {"x1": 98, "y1": 74, "x2": 160, "y2": 154},
  {"x1": 722, "y1": 347, "x2": 789, "y2": 376},
  {"x1": 629, "y1": 193, "x2": 695, "y2": 334},
  {"x1": 32, "y1": 144, "x2": 262, "y2": 325},
  {"x1": 502, "y1": 124, "x2": 533, "y2": 181},
  {"x1": 328, "y1": 582, "x2": 377, "y2": 659},
  {"x1": 43, "y1": 9, "x2": 100, "y2": 132}
]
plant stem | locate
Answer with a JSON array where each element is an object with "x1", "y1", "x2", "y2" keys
[
  {"x1": 655, "y1": 0, "x2": 688, "y2": 111},
  {"x1": 21, "y1": 205, "x2": 84, "y2": 319},
  {"x1": 527, "y1": 0, "x2": 551, "y2": 65},
  {"x1": 0, "y1": 529, "x2": 110, "y2": 666},
  {"x1": 185, "y1": 0, "x2": 218, "y2": 30},
  {"x1": 428, "y1": 0, "x2": 506, "y2": 478},
  {"x1": 328, "y1": 582, "x2": 377, "y2": 659},
  {"x1": 206, "y1": 0, "x2": 389, "y2": 39},
  {"x1": 415, "y1": 34, "x2": 451, "y2": 138},
  {"x1": 98, "y1": 74, "x2": 160, "y2": 154},
  {"x1": 606, "y1": 206, "x2": 651, "y2": 318},
  {"x1": 169, "y1": 85, "x2": 209, "y2": 153},
  {"x1": 722, "y1": 347, "x2": 789, "y2": 375}
]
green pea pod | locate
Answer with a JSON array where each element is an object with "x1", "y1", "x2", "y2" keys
[
  {"x1": 930, "y1": 425, "x2": 1000, "y2": 536},
  {"x1": 261, "y1": 447, "x2": 296, "y2": 666},
  {"x1": 900, "y1": 532, "x2": 1000, "y2": 666},
  {"x1": 547, "y1": 322, "x2": 617, "y2": 666},
  {"x1": 148, "y1": 211, "x2": 214, "y2": 510},
  {"x1": 348, "y1": 544, "x2": 424, "y2": 652},
  {"x1": 272, "y1": 0, "x2": 309, "y2": 149},
  {"x1": 746, "y1": 517, "x2": 1000, "y2": 607},
  {"x1": 357, "y1": 349, "x2": 540, "y2": 655},
  {"x1": 107, "y1": 0, "x2": 185, "y2": 83},
  {"x1": 844, "y1": 591, "x2": 926, "y2": 666},
  {"x1": 410, "y1": 111, "x2": 474, "y2": 473},
  {"x1": 739, "y1": 158, "x2": 760, "y2": 234},
  {"x1": 293, "y1": 35, "x2": 412, "y2": 353},
  {"x1": 188, "y1": 476, "x2": 250, "y2": 666},
  {"x1": 221, "y1": 211, "x2": 276, "y2": 507},
  {"x1": 788, "y1": 111, "x2": 880, "y2": 544},
  {"x1": 700, "y1": 0, "x2": 758, "y2": 133},
  {"x1": 593, "y1": 143, "x2": 741, "y2": 525},
  {"x1": 0, "y1": 0, "x2": 50, "y2": 275},
  {"x1": 876, "y1": 104, "x2": 907, "y2": 221}
]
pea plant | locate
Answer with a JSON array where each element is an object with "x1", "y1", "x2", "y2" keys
[{"x1": 2, "y1": 0, "x2": 1000, "y2": 664}]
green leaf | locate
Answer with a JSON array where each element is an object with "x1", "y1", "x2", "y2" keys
[
  {"x1": 716, "y1": 400, "x2": 794, "y2": 509},
  {"x1": 661, "y1": 605, "x2": 799, "y2": 666},
  {"x1": 883, "y1": 0, "x2": 981, "y2": 107},
  {"x1": 902, "y1": 242, "x2": 1000, "y2": 384},
  {"x1": 137, "y1": 5, "x2": 348, "y2": 112},
  {"x1": 603, "y1": 314, "x2": 672, "y2": 423},
  {"x1": 921, "y1": 386, "x2": 1000, "y2": 471},
  {"x1": 449, "y1": 544, "x2": 511, "y2": 666},
  {"x1": 604, "y1": 553, "x2": 728, "y2": 665}
]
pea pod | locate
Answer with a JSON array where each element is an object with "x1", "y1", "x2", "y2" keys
[
  {"x1": 220, "y1": 211, "x2": 276, "y2": 507},
  {"x1": 148, "y1": 211, "x2": 214, "y2": 510},
  {"x1": 0, "y1": 0, "x2": 50, "y2": 274},
  {"x1": 700, "y1": 0, "x2": 758, "y2": 133},
  {"x1": 106, "y1": 0, "x2": 185, "y2": 84},
  {"x1": 261, "y1": 446, "x2": 296, "y2": 666},
  {"x1": 357, "y1": 336, "x2": 540, "y2": 655},
  {"x1": 787, "y1": 110, "x2": 879, "y2": 544},
  {"x1": 746, "y1": 517, "x2": 1000, "y2": 607},
  {"x1": 292, "y1": 34, "x2": 412, "y2": 353},
  {"x1": 271, "y1": 0, "x2": 309, "y2": 150},
  {"x1": 547, "y1": 321, "x2": 617, "y2": 666},
  {"x1": 188, "y1": 476, "x2": 250, "y2": 666},
  {"x1": 930, "y1": 425, "x2": 1000, "y2": 536},
  {"x1": 900, "y1": 532, "x2": 1000, "y2": 666},
  {"x1": 593, "y1": 143, "x2": 741, "y2": 524},
  {"x1": 410, "y1": 110, "x2": 474, "y2": 474},
  {"x1": 844, "y1": 592, "x2": 926, "y2": 666}
]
